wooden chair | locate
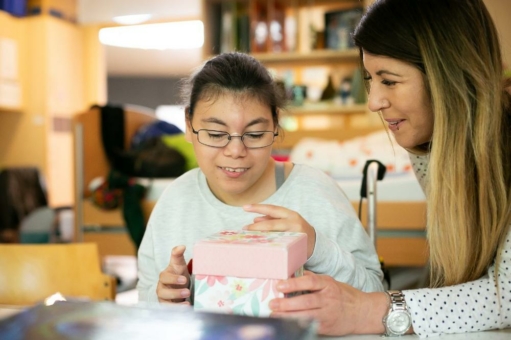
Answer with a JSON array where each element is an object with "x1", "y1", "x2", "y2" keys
[{"x1": 0, "y1": 243, "x2": 116, "y2": 306}]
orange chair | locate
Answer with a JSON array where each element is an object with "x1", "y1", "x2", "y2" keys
[{"x1": 0, "y1": 243, "x2": 116, "y2": 306}]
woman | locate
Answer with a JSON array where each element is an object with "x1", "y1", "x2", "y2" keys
[
  {"x1": 136, "y1": 52, "x2": 384, "y2": 305},
  {"x1": 267, "y1": 0, "x2": 511, "y2": 337}
]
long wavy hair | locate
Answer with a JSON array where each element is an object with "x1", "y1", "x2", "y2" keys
[{"x1": 354, "y1": 0, "x2": 511, "y2": 287}]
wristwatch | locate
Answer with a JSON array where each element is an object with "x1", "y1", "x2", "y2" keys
[{"x1": 382, "y1": 290, "x2": 412, "y2": 336}]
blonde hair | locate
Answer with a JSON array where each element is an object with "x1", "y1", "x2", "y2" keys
[{"x1": 354, "y1": 0, "x2": 511, "y2": 287}]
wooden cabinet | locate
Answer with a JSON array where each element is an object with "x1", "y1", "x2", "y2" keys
[
  {"x1": 0, "y1": 11, "x2": 105, "y2": 207},
  {"x1": 0, "y1": 11, "x2": 25, "y2": 112},
  {"x1": 201, "y1": 0, "x2": 380, "y2": 151}
]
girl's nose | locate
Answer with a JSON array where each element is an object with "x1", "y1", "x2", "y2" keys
[{"x1": 223, "y1": 136, "x2": 247, "y2": 158}]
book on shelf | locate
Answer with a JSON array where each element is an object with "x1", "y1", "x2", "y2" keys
[{"x1": 324, "y1": 7, "x2": 363, "y2": 50}]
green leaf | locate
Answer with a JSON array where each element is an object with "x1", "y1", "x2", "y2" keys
[
  {"x1": 233, "y1": 303, "x2": 244, "y2": 315},
  {"x1": 251, "y1": 294, "x2": 260, "y2": 316},
  {"x1": 195, "y1": 279, "x2": 208, "y2": 296}
]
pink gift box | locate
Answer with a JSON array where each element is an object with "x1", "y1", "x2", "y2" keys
[{"x1": 193, "y1": 230, "x2": 307, "y2": 317}]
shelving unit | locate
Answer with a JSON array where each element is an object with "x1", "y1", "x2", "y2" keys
[
  {"x1": 0, "y1": 11, "x2": 25, "y2": 113},
  {"x1": 201, "y1": 0, "x2": 379, "y2": 151},
  {"x1": 0, "y1": 8, "x2": 104, "y2": 207},
  {"x1": 246, "y1": 47, "x2": 359, "y2": 64}
]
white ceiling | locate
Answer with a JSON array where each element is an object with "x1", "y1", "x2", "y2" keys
[{"x1": 77, "y1": 0, "x2": 203, "y2": 77}]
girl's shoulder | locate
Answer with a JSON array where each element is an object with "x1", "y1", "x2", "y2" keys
[
  {"x1": 158, "y1": 168, "x2": 202, "y2": 198},
  {"x1": 287, "y1": 163, "x2": 339, "y2": 188}
]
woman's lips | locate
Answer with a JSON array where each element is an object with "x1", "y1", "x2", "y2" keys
[{"x1": 386, "y1": 119, "x2": 405, "y2": 132}]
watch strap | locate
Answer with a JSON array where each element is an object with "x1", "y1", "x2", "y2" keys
[{"x1": 387, "y1": 290, "x2": 407, "y2": 313}]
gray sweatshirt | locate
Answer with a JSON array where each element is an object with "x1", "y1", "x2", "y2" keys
[{"x1": 137, "y1": 164, "x2": 384, "y2": 303}]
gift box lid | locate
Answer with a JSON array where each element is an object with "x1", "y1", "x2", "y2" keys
[{"x1": 193, "y1": 230, "x2": 307, "y2": 280}]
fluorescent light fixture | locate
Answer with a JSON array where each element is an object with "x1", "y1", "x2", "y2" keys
[
  {"x1": 112, "y1": 14, "x2": 152, "y2": 25},
  {"x1": 99, "y1": 20, "x2": 204, "y2": 50}
]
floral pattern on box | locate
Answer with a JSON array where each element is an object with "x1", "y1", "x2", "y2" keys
[
  {"x1": 193, "y1": 230, "x2": 307, "y2": 317},
  {"x1": 194, "y1": 267, "x2": 303, "y2": 317},
  {"x1": 200, "y1": 230, "x2": 305, "y2": 246}
]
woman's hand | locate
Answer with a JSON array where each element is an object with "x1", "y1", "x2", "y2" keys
[
  {"x1": 157, "y1": 245, "x2": 191, "y2": 305},
  {"x1": 269, "y1": 271, "x2": 388, "y2": 336},
  {"x1": 243, "y1": 204, "x2": 316, "y2": 258}
]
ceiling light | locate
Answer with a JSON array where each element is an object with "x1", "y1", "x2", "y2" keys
[
  {"x1": 112, "y1": 14, "x2": 152, "y2": 25},
  {"x1": 99, "y1": 20, "x2": 204, "y2": 50}
]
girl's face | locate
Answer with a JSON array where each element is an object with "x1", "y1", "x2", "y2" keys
[
  {"x1": 185, "y1": 93, "x2": 276, "y2": 206},
  {"x1": 363, "y1": 52, "x2": 434, "y2": 149}
]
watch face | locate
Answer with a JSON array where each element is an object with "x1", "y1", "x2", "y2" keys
[{"x1": 388, "y1": 310, "x2": 411, "y2": 334}]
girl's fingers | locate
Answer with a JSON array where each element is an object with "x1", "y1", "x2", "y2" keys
[
  {"x1": 244, "y1": 204, "x2": 290, "y2": 219},
  {"x1": 253, "y1": 216, "x2": 276, "y2": 223}
]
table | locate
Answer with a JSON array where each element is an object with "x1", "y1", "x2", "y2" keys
[{"x1": 1, "y1": 305, "x2": 509, "y2": 339}]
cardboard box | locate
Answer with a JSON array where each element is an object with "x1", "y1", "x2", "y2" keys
[{"x1": 193, "y1": 230, "x2": 307, "y2": 317}]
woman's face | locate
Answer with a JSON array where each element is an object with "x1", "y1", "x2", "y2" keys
[
  {"x1": 363, "y1": 52, "x2": 434, "y2": 149},
  {"x1": 185, "y1": 93, "x2": 276, "y2": 206}
]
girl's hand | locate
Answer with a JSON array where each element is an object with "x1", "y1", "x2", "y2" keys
[
  {"x1": 269, "y1": 271, "x2": 389, "y2": 336},
  {"x1": 156, "y1": 245, "x2": 191, "y2": 305},
  {"x1": 243, "y1": 204, "x2": 316, "y2": 258}
]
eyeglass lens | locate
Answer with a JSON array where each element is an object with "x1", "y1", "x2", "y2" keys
[{"x1": 197, "y1": 130, "x2": 275, "y2": 148}]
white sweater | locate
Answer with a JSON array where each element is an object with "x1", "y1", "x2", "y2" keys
[{"x1": 137, "y1": 164, "x2": 384, "y2": 303}]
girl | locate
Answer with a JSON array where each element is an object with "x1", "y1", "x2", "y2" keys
[{"x1": 137, "y1": 52, "x2": 384, "y2": 304}]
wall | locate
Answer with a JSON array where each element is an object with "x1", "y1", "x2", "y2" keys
[{"x1": 107, "y1": 76, "x2": 182, "y2": 109}]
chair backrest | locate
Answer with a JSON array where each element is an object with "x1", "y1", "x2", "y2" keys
[{"x1": 0, "y1": 243, "x2": 116, "y2": 306}]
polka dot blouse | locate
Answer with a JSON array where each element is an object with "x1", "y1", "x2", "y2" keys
[{"x1": 405, "y1": 153, "x2": 511, "y2": 337}]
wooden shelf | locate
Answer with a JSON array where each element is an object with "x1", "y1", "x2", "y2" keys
[
  {"x1": 252, "y1": 48, "x2": 359, "y2": 65},
  {"x1": 202, "y1": 0, "x2": 371, "y2": 151},
  {"x1": 0, "y1": 105, "x2": 23, "y2": 113},
  {"x1": 286, "y1": 103, "x2": 366, "y2": 115}
]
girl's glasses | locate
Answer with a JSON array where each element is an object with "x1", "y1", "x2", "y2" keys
[{"x1": 191, "y1": 126, "x2": 278, "y2": 149}]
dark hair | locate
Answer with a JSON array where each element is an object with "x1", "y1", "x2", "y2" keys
[
  {"x1": 353, "y1": 0, "x2": 424, "y2": 72},
  {"x1": 182, "y1": 52, "x2": 286, "y2": 128}
]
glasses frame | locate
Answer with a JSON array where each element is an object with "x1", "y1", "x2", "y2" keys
[{"x1": 190, "y1": 125, "x2": 279, "y2": 149}]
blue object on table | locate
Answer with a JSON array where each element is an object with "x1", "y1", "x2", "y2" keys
[{"x1": 0, "y1": 301, "x2": 318, "y2": 339}]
